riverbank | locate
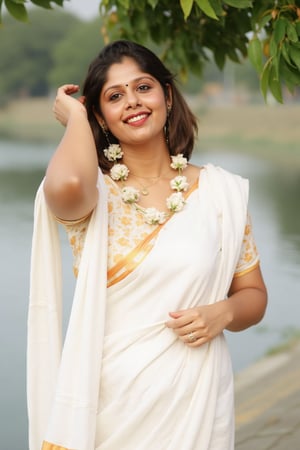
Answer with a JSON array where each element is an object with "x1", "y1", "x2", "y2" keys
[
  {"x1": 0, "y1": 97, "x2": 62, "y2": 143},
  {"x1": 197, "y1": 102, "x2": 300, "y2": 169},
  {"x1": 1, "y1": 97, "x2": 300, "y2": 168},
  {"x1": 234, "y1": 339, "x2": 300, "y2": 449}
]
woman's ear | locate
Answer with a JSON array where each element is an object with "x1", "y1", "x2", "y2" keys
[
  {"x1": 165, "y1": 83, "x2": 173, "y2": 109},
  {"x1": 94, "y1": 110, "x2": 107, "y2": 130}
]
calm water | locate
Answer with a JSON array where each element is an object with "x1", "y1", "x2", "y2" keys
[{"x1": 1, "y1": 140, "x2": 300, "y2": 449}]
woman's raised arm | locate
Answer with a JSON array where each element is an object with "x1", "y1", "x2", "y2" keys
[{"x1": 44, "y1": 84, "x2": 99, "y2": 221}]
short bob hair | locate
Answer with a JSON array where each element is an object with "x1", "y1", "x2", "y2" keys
[{"x1": 82, "y1": 40, "x2": 198, "y2": 173}]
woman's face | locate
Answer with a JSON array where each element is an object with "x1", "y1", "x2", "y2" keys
[{"x1": 99, "y1": 57, "x2": 170, "y2": 147}]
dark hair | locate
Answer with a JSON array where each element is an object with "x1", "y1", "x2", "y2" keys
[{"x1": 82, "y1": 40, "x2": 198, "y2": 172}]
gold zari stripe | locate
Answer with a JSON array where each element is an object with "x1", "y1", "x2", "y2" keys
[
  {"x1": 234, "y1": 260, "x2": 260, "y2": 278},
  {"x1": 107, "y1": 180, "x2": 198, "y2": 288},
  {"x1": 42, "y1": 441, "x2": 70, "y2": 450}
]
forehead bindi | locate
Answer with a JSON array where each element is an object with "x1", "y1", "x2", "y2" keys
[{"x1": 102, "y1": 59, "x2": 155, "y2": 95}]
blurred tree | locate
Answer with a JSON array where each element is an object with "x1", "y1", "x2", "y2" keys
[
  {"x1": 0, "y1": 9, "x2": 79, "y2": 102},
  {"x1": 48, "y1": 18, "x2": 105, "y2": 89},
  {"x1": 101, "y1": 0, "x2": 300, "y2": 103},
  {"x1": 2, "y1": 0, "x2": 300, "y2": 102}
]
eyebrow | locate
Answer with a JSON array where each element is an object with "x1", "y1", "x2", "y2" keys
[{"x1": 103, "y1": 76, "x2": 155, "y2": 96}]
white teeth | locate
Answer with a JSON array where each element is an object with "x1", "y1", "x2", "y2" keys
[{"x1": 127, "y1": 114, "x2": 147, "y2": 123}]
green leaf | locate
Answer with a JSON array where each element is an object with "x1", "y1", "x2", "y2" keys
[
  {"x1": 214, "y1": 47, "x2": 226, "y2": 69},
  {"x1": 289, "y1": 44, "x2": 300, "y2": 70},
  {"x1": 0, "y1": 0, "x2": 3, "y2": 24},
  {"x1": 260, "y1": 59, "x2": 271, "y2": 102},
  {"x1": 269, "y1": 63, "x2": 283, "y2": 103},
  {"x1": 248, "y1": 35, "x2": 263, "y2": 72},
  {"x1": 280, "y1": 59, "x2": 300, "y2": 92},
  {"x1": 272, "y1": 53, "x2": 280, "y2": 80},
  {"x1": 281, "y1": 41, "x2": 294, "y2": 67},
  {"x1": 208, "y1": 0, "x2": 222, "y2": 16},
  {"x1": 4, "y1": 0, "x2": 28, "y2": 21},
  {"x1": 147, "y1": 0, "x2": 159, "y2": 8},
  {"x1": 287, "y1": 22, "x2": 298, "y2": 43},
  {"x1": 180, "y1": 0, "x2": 193, "y2": 19},
  {"x1": 257, "y1": 12, "x2": 272, "y2": 30},
  {"x1": 118, "y1": 0, "x2": 130, "y2": 10},
  {"x1": 31, "y1": 0, "x2": 53, "y2": 9},
  {"x1": 227, "y1": 47, "x2": 240, "y2": 63},
  {"x1": 273, "y1": 17, "x2": 287, "y2": 45},
  {"x1": 195, "y1": 0, "x2": 218, "y2": 20},
  {"x1": 224, "y1": 0, "x2": 252, "y2": 8},
  {"x1": 269, "y1": 35, "x2": 278, "y2": 57}
]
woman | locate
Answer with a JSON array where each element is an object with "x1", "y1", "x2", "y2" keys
[{"x1": 27, "y1": 40, "x2": 267, "y2": 450}]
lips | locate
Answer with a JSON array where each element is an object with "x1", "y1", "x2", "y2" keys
[{"x1": 124, "y1": 113, "x2": 149, "y2": 124}]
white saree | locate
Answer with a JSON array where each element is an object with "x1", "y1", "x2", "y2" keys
[{"x1": 27, "y1": 164, "x2": 248, "y2": 450}]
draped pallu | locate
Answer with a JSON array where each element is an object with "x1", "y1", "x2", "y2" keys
[{"x1": 27, "y1": 164, "x2": 248, "y2": 450}]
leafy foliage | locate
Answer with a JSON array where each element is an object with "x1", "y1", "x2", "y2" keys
[
  {"x1": 0, "y1": 0, "x2": 64, "y2": 22},
  {"x1": 2, "y1": 0, "x2": 300, "y2": 102},
  {"x1": 100, "y1": 0, "x2": 300, "y2": 101}
]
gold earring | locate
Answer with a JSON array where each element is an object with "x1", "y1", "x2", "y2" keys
[{"x1": 99, "y1": 121, "x2": 111, "y2": 145}]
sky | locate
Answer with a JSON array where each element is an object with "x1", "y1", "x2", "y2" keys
[
  {"x1": 2, "y1": 0, "x2": 100, "y2": 21},
  {"x1": 61, "y1": 0, "x2": 100, "y2": 20}
]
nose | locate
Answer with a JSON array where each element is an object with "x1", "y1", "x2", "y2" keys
[{"x1": 125, "y1": 88, "x2": 141, "y2": 109}]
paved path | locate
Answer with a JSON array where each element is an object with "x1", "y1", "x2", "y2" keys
[{"x1": 234, "y1": 342, "x2": 300, "y2": 449}]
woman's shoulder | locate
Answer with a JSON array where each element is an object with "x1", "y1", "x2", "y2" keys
[{"x1": 193, "y1": 162, "x2": 248, "y2": 183}]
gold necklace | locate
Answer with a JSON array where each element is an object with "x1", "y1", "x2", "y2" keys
[
  {"x1": 129, "y1": 174, "x2": 161, "y2": 195},
  {"x1": 103, "y1": 143, "x2": 189, "y2": 225}
]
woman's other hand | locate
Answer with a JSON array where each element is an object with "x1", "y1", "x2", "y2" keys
[
  {"x1": 165, "y1": 266, "x2": 267, "y2": 348},
  {"x1": 165, "y1": 302, "x2": 230, "y2": 347}
]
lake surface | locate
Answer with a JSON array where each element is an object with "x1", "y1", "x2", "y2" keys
[{"x1": 1, "y1": 140, "x2": 300, "y2": 449}]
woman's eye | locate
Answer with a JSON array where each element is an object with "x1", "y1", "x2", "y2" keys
[
  {"x1": 138, "y1": 84, "x2": 151, "y2": 92},
  {"x1": 109, "y1": 93, "x2": 122, "y2": 101}
]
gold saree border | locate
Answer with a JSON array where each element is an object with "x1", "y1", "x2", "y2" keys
[
  {"x1": 42, "y1": 441, "x2": 70, "y2": 450},
  {"x1": 107, "y1": 180, "x2": 199, "y2": 288},
  {"x1": 234, "y1": 260, "x2": 260, "y2": 278}
]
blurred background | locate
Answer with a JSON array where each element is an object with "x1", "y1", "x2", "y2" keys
[{"x1": 1, "y1": 1, "x2": 300, "y2": 448}]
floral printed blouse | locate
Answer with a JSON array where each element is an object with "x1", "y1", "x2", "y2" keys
[{"x1": 59, "y1": 175, "x2": 259, "y2": 281}]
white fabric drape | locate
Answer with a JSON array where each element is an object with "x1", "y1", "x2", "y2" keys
[
  {"x1": 94, "y1": 164, "x2": 248, "y2": 449},
  {"x1": 27, "y1": 164, "x2": 248, "y2": 450},
  {"x1": 27, "y1": 171, "x2": 108, "y2": 450}
]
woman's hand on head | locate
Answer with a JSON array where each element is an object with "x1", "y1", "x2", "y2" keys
[{"x1": 53, "y1": 84, "x2": 87, "y2": 127}]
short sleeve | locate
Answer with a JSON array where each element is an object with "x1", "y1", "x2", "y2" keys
[
  {"x1": 59, "y1": 214, "x2": 91, "y2": 277},
  {"x1": 234, "y1": 213, "x2": 260, "y2": 278}
]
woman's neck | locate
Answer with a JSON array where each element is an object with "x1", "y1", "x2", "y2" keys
[{"x1": 121, "y1": 143, "x2": 172, "y2": 179}]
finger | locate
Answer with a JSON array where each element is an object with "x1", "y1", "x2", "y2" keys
[
  {"x1": 58, "y1": 84, "x2": 80, "y2": 95},
  {"x1": 165, "y1": 316, "x2": 193, "y2": 329},
  {"x1": 78, "y1": 95, "x2": 86, "y2": 105},
  {"x1": 172, "y1": 324, "x2": 196, "y2": 337},
  {"x1": 169, "y1": 308, "x2": 195, "y2": 317},
  {"x1": 186, "y1": 336, "x2": 208, "y2": 347}
]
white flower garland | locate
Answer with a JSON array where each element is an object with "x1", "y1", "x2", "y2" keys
[{"x1": 104, "y1": 144, "x2": 189, "y2": 225}]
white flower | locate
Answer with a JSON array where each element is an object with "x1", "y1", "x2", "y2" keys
[
  {"x1": 166, "y1": 192, "x2": 185, "y2": 212},
  {"x1": 110, "y1": 163, "x2": 129, "y2": 181},
  {"x1": 143, "y1": 208, "x2": 167, "y2": 225},
  {"x1": 170, "y1": 154, "x2": 188, "y2": 170},
  {"x1": 121, "y1": 186, "x2": 140, "y2": 203},
  {"x1": 103, "y1": 144, "x2": 123, "y2": 162},
  {"x1": 170, "y1": 175, "x2": 189, "y2": 192}
]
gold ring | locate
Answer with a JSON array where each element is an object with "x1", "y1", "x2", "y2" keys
[{"x1": 187, "y1": 332, "x2": 196, "y2": 343}]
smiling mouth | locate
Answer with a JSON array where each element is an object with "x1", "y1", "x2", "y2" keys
[{"x1": 126, "y1": 113, "x2": 148, "y2": 124}]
